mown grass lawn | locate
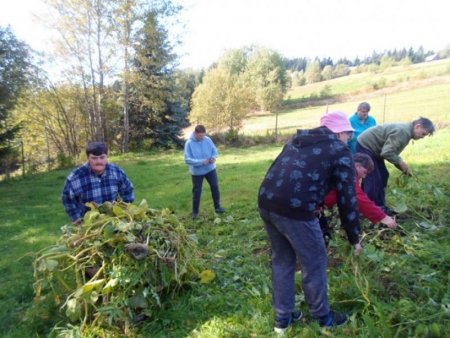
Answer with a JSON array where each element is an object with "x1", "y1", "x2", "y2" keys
[{"x1": 1, "y1": 126, "x2": 449, "y2": 337}]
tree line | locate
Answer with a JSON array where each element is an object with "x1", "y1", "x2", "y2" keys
[
  {"x1": 1, "y1": 0, "x2": 197, "y2": 175},
  {"x1": 1, "y1": 0, "x2": 450, "y2": 176},
  {"x1": 283, "y1": 46, "x2": 438, "y2": 72}
]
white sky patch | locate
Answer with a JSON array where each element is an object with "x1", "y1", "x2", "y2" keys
[{"x1": 2, "y1": 0, "x2": 449, "y2": 70}]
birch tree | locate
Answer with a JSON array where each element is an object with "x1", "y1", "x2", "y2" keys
[{"x1": 44, "y1": 0, "x2": 117, "y2": 142}]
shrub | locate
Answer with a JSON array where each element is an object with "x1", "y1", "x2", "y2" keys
[
  {"x1": 56, "y1": 153, "x2": 76, "y2": 169},
  {"x1": 210, "y1": 129, "x2": 291, "y2": 148}
]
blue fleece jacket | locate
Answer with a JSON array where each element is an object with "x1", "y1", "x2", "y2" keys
[
  {"x1": 184, "y1": 132, "x2": 219, "y2": 175},
  {"x1": 348, "y1": 113, "x2": 377, "y2": 153}
]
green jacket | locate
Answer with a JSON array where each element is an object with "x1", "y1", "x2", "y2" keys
[{"x1": 357, "y1": 122, "x2": 413, "y2": 169}]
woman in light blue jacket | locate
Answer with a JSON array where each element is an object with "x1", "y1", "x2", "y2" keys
[{"x1": 184, "y1": 125, "x2": 225, "y2": 219}]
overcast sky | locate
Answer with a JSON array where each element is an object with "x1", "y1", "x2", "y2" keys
[{"x1": 1, "y1": 0, "x2": 449, "y2": 69}]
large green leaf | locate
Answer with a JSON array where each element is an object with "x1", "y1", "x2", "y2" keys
[
  {"x1": 65, "y1": 298, "x2": 81, "y2": 322},
  {"x1": 103, "y1": 278, "x2": 119, "y2": 294}
]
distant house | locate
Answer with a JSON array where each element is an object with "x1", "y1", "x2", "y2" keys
[{"x1": 425, "y1": 54, "x2": 440, "y2": 62}]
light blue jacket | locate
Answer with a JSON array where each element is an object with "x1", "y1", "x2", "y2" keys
[
  {"x1": 348, "y1": 113, "x2": 377, "y2": 153},
  {"x1": 184, "y1": 132, "x2": 219, "y2": 175}
]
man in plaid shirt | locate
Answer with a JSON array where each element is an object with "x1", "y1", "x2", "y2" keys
[{"x1": 62, "y1": 142, "x2": 135, "y2": 224}]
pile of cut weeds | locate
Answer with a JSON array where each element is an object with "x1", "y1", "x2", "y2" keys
[{"x1": 28, "y1": 200, "x2": 202, "y2": 336}]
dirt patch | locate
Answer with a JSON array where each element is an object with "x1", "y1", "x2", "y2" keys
[{"x1": 379, "y1": 274, "x2": 401, "y2": 299}]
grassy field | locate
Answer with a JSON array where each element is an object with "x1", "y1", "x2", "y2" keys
[
  {"x1": 1, "y1": 128, "x2": 449, "y2": 337},
  {"x1": 286, "y1": 58, "x2": 450, "y2": 100},
  {"x1": 1, "y1": 61, "x2": 450, "y2": 337},
  {"x1": 243, "y1": 58, "x2": 450, "y2": 135}
]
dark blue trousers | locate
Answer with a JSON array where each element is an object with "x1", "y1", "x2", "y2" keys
[
  {"x1": 192, "y1": 169, "x2": 221, "y2": 214},
  {"x1": 356, "y1": 142, "x2": 389, "y2": 207},
  {"x1": 259, "y1": 208, "x2": 330, "y2": 320}
]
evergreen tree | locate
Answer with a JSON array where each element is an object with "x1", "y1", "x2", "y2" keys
[
  {"x1": 128, "y1": 10, "x2": 187, "y2": 149},
  {"x1": 0, "y1": 27, "x2": 31, "y2": 172}
]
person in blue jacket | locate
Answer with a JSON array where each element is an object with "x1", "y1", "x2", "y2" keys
[
  {"x1": 348, "y1": 102, "x2": 377, "y2": 153},
  {"x1": 184, "y1": 125, "x2": 225, "y2": 219}
]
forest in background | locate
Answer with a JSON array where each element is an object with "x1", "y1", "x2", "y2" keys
[{"x1": 1, "y1": 0, "x2": 450, "y2": 178}]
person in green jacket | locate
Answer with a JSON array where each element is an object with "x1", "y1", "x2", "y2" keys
[{"x1": 356, "y1": 117, "x2": 435, "y2": 213}]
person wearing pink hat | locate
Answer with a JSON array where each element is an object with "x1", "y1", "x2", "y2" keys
[{"x1": 258, "y1": 111, "x2": 362, "y2": 333}]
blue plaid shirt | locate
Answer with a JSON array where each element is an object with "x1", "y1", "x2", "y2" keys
[{"x1": 62, "y1": 163, "x2": 135, "y2": 221}]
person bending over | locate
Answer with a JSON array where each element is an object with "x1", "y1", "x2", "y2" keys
[
  {"x1": 356, "y1": 117, "x2": 435, "y2": 214},
  {"x1": 258, "y1": 111, "x2": 362, "y2": 333}
]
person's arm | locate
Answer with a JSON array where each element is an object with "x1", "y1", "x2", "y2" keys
[
  {"x1": 184, "y1": 141, "x2": 206, "y2": 166},
  {"x1": 379, "y1": 215, "x2": 397, "y2": 228},
  {"x1": 380, "y1": 129, "x2": 410, "y2": 171},
  {"x1": 324, "y1": 190, "x2": 337, "y2": 208},
  {"x1": 356, "y1": 184, "x2": 386, "y2": 223},
  {"x1": 210, "y1": 138, "x2": 219, "y2": 160},
  {"x1": 61, "y1": 179, "x2": 84, "y2": 222},
  {"x1": 356, "y1": 184, "x2": 397, "y2": 227},
  {"x1": 398, "y1": 161, "x2": 412, "y2": 175},
  {"x1": 333, "y1": 149, "x2": 361, "y2": 247},
  {"x1": 118, "y1": 170, "x2": 135, "y2": 202}
]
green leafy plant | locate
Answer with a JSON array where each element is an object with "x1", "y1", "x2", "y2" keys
[{"x1": 31, "y1": 200, "x2": 202, "y2": 334}]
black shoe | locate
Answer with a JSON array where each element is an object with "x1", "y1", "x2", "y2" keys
[
  {"x1": 215, "y1": 207, "x2": 225, "y2": 214},
  {"x1": 192, "y1": 213, "x2": 199, "y2": 220},
  {"x1": 274, "y1": 311, "x2": 303, "y2": 334},
  {"x1": 318, "y1": 311, "x2": 348, "y2": 328}
]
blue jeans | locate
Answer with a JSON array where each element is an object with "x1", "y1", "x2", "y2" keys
[
  {"x1": 259, "y1": 208, "x2": 330, "y2": 320},
  {"x1": 192, "y1": 169, "x2": 221, "y2": 214},
  {"x1": 356, "y1": 142, "x2": 389, "y2": 207}
]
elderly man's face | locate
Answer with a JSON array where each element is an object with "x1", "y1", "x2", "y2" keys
[{"x1": 88, "y1": 154, "x2": 108, "y2": 175}]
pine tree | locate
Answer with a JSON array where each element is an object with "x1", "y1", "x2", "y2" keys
[{"x1": 128, "y1": 10, "x2": 187, "y2": 149}]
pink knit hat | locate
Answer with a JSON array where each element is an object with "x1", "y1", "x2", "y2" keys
[{"x1": 320, "y1": 111, "x2": 354, "y2": 133}]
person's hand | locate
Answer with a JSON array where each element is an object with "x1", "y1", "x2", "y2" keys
[
  {"x1": 354, "y1": 242, "x2": 363, "y2": 256},
  {"x1": 202, "y1": 159, "x2": 210, "y2": 165},
  {"x1": 209, "y1": 157, "x2": 216, "y2": 164},
  {"x1": 380, "y1": 215, "x2": 398, "y2": 228},
  {"x1": 399, "y1": 161, "x2": 412, "y2": 176}
]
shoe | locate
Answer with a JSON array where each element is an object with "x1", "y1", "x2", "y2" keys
[
  {"x1": 318, "y1": 311, "x2": 348, "y2": 328},
  {"x1": 215, "y1": 207, "x2": 225, "y2": 214},
  {"x1": 274, "y1": 311, "x2": 303, "y2": 334},
  {"x1": 192, "y1": 213, "x2": 198, "y2": 220}
]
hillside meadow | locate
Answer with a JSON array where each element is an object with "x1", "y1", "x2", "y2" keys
[
  {"x1": 1, "y1": 127, "x2": 449, "y2": 337},
  {"x1": 1, "y1": 60, "x2": 450, "y2": 337},
  {"x1": 243, "y1": 58, "x2": 450, "y2": 135}
]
